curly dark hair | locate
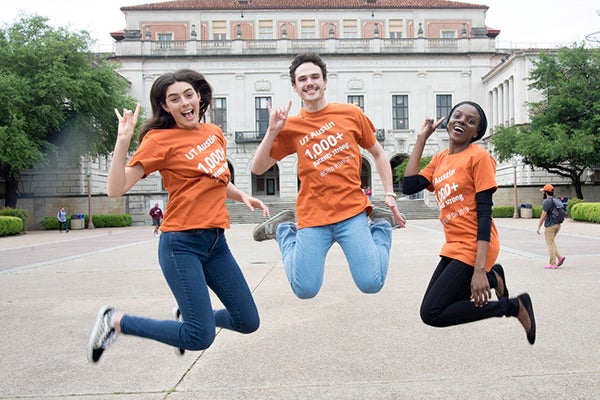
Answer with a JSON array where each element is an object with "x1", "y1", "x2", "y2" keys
[{"x1": 289, "y1": 52, "x2": 328, "y2": 85}]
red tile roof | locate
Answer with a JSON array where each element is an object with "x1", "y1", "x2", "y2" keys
[{"x1": 122, "y1": 0, "x2": 488, "y2": 12}]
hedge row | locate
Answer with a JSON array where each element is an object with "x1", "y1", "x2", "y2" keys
[
  {"x1": 40, "y1": 214, "x2": 132, "y2": 230},
  {"x1": 570, "y1": 202, "x2": 600, "y2": 223},
  {"x1": 0, "y1": 216, "x2": 24, "y2": 237},
  {"x1": 0, "y1": 207, "x2": 28, "y2": 233}
]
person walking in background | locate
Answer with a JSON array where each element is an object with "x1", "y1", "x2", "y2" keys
[
  {"x1": 536, "y1": 183, "x2": 565, "y2": 269},
  {"x1": 251, "y1": 52, "x2": 405, "y2": 300},
  {"x1": 149, "y1": 202, "x2": 163, "y2": 236},
  {"x1": 87, "y1": 69, "x2": 269, "y2": 364},
  {"x1": 402, "y1": 101, "x2": 536, "y2": 345},
  {"x1": 57, "y1": 206, "x2": 69, "y2": 233}
]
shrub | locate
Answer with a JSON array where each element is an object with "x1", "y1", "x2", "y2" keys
[
  {"x1": 90, "y1": 214, "x2": 132, "y2": 228},
  {"x1": 0, "y1": 207, "x2": 28, "y2": 232},
  {"x1": 0, "y1": 216, "x2": 24, "y2": 236},
  {"x1": 570, "y1": 202, "x2": 600, "y2": 223},
  {"x1": 566, "y1": 198, "x2": 584, "y2": 216},
  {"x1": 492, "y1": 206, "x2": 515, "y2": 218},
  {"x1": 41, "y1": 214, "x2": 132, "y2": 229}
]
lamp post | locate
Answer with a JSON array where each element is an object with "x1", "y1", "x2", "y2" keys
[
  {"x1": 86, "y1": 167, "x2": 95, "y2": 229},
  {"x1": 512, "y1": 160, "x2": 519, "y2": 218}
]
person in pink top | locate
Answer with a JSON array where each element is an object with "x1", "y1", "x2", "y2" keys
[
  {"x1": 251, "y1": 52, "x2": 405, "y2": 299},
  {"x1": 87, "y1": 69, "x2": 269, "y2": 363}
]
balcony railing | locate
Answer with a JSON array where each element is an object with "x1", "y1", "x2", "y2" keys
[
  {"x1": 115, "y1": 35, "x2": 495, "y2": 57},
  {"x1": 235, "y1": 131, "x2": 264, "y2": 143},
  {"x1": 235, "y1": 129, "x2": 385, "y2": 143}
]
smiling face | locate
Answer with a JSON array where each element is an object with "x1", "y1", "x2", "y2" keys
[
  {"x1": 447, "y1": 103, "x2": 481, "y2": 146},
  {"x1": 161, "y1": 81, "x2": 201, "y2": 130},
  {"x1": 292, "y1": 62, "x2": 327, "y2": 108}
]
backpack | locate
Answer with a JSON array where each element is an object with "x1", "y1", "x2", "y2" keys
[{"x1": 550, "y1": 198, "x2": 566, "y2": 224}]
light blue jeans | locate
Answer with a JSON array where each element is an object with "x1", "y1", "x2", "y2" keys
[
  {"x1": 276, "y1": 211, "x2": 392, "y2": 299},
  {"x1": 120, "y1": 228, "x2": 259, "y2": 350}
]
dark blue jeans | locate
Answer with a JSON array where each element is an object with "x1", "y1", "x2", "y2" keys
[
  {"x1": 420, "y1": 257, "x2": 519, "y2": 327},
  {"x1": 120, "y1": 228, "x2": 259, "y2": 350}
]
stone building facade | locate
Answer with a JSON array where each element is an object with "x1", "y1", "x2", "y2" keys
[{"x1": 9, "y1": 0, "x2": 600, "y2": 228}]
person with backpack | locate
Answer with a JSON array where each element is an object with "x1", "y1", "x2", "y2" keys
[{"x1": 536, "y1": 183, "x2": 566, "y2": 269}]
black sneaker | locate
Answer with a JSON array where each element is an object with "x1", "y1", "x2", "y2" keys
[
  {"x1": 87, "y1": 307, "x2": 118, "y2": 363},
  {"x1": 252, "y1": 210, "x2": 295, "y2": 242},
  {"x1": 172, "y1": 306, "x2": 185, "y2": 356},
  {"x1": 369, "y1": 207, "x2": 399, "y2": 228}
]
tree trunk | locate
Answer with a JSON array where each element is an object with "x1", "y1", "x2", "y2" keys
[
  {"x1": 573, "y1": 176, "x2": 584, "y2": 200},
  {"x1": 3, "y1": 175, "x2": 19, "y2": 208}
]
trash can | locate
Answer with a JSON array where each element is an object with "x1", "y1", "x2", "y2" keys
[
  {"x1": 520, "y1": 204, "x2": 533, "y2": 219},
  {"x1": 70, "y1": 214, "x2": 85, "y2": 230}
]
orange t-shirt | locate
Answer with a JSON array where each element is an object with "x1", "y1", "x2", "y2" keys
[
  {"x1": 270, "y1": 103, "x2": 375, "y2": 228},
  {"x1": 419, "y1": 144, "x2": 499, "y2": 271},
  {"x1": 128, "y1": 124, "x2": 231, "y2": 232}
]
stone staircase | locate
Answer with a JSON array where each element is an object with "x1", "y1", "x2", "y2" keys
[{"x1": 226, "y1": 198, "x2": 439, "y2": 225}]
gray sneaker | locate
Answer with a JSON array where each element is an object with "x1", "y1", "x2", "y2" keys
[
  {"x1": 369, "y1": 206, "x2": 399, "y2": 228},
  {"x1": 252, "y1": 210, "x2": 295, "y2": 241}
]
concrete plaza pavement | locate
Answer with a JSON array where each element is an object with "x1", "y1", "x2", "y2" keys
[{"x1": 0, "y1": 217, "x2": 599, "y2": 399}]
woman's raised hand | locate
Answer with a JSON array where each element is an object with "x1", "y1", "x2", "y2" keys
[
  {"x1": 417, "y1": 117, "x2": 446, "y2": 141},
  {"x1": 114, "y1": 103, "x2": 141, "y2": 143}
]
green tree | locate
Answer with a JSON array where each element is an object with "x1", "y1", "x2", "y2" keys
[
  {"x1": 394, "y1": 155, "x2": 432, "y2": 184},
  {"x1": 491, "y1": 44, "x2": 600, "y2": 199},
  {"x1": 0, "y1": 14, "x2": 139, "y2": 207}
]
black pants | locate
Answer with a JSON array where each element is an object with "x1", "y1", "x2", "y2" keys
[{"x1": 420, "y1": 257, "x2": 519, "y2": 327}]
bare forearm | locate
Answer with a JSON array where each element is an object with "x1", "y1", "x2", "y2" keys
[
  {"x1": 251, "y1": 129, "x2": 278, "y2": 174},
  {"x1": 375, "y1": 155, "x2": 394, "y2": 194},
  {"x1": 107, "y1": 140, "x2": 131, "y2": 198},
  {"x1": 474, "y1": 240, "x2": 489, "y2": 272}
]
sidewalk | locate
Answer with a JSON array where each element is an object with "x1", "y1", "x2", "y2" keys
[{"x1": 0, "y1": 218, "x2": 598, "y2": 399}]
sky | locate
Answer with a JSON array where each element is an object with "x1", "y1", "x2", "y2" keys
[{"x1": 1, "y1": 0, "x2": 599, "y2": 51}]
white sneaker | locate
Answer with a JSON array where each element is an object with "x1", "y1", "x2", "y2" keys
[{"x1": 87, "y1": 307, "x2": 118, "y2": 363}]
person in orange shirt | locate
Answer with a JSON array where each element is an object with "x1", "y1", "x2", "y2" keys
[
  {"x1": 251, "y1": 52, "x2": 405, "y2": 299},
  {"x1": 87, "y1": 69, "x2": 269, "y2": 363},
  {"x1": 402, "y1": 101, "x2": 536, "y2": 344}
]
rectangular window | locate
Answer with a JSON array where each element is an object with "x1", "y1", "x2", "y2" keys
[
  {"x1": 436, "y1": 94, "x2": 452, "y2": 130},
  {"x1": 157, "y1": 33, "x2": 173, "y2": 41},
  {"x1": 441, "y1": 30, "x2": 457, "y2": 39},
  {"x1": 301, "y1": 20, "x2": 316, "y2": 39},
  {"x1": 259, "y1": 20, "x2": 273, "y2": 39},
  {"x1": 211, "y1": 97, "x2": 228, "y2": 132},
  {"x1": 343, "y1": 20, "x2": 358, "y2": 38},
  {"x1": 301, "y1": 20, "x2": 316, "y2": 38},
  {"x1": 213, "y1": 21, "x2": 226, "y2": 40},
  {"x1": 392, "y1": 95, "x2": 409, "y2": 130},
  {"x1": 157, "y1": 32, "x2": 173, "y2": 49},
  {"x1": 255, "y1": 97, "x2": 272, "y2": 135},
  {"x1": 389, "y1": 19, "x2": 402, "y2": 39},
  {"x1": 347, "y1": 95, "x2": 364, "y2": 111}
]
